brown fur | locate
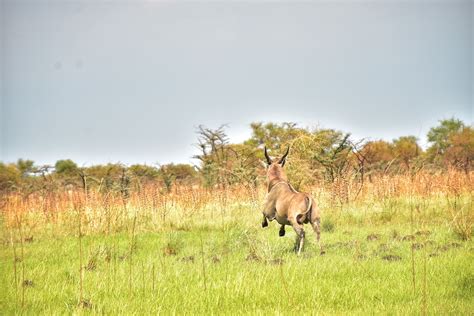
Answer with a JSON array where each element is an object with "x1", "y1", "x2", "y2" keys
[{"x1": 261, "y1": 147, "x2": 324, "y2": 255}]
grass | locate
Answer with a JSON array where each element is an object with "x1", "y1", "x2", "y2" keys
[{"x1": 1, "y1": 194, "x2": 473, "y2": 315}]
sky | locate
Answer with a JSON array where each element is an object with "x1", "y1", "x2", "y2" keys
[{"x1": 0, "y1": 0, "x2": 472, "y2": 166}]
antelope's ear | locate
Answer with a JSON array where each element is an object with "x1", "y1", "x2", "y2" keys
[{"x1": 278, "y1": 146, "x2": 290, "y2": 166}]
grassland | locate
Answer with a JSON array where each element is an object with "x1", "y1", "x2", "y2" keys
[{"x1": 1, "y1": 178, "x2": 473, "y2": 314}]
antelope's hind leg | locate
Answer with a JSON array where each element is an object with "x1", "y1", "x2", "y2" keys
[
  {"x1": 279, "y1": 225, "x2": 285, "y2": 237},
  {"x1": 291, "y1": 222, "x2": 305, "y2": 255},
  {"x1": 311, "y1": 218, "x2": 325, "y2": 255}
]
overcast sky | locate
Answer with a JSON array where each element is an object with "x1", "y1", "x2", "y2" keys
[{"x1": 0, "y1": 0, "x2": 472, "y2": 166}]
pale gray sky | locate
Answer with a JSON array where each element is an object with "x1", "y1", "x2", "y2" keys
[{"x1": 0, "y1": 0, "x2": 472, "y2": 166}]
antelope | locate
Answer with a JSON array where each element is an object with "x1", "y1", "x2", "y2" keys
[{"x1": 261, "y1": 146, "x2": 324, "y2": 255}]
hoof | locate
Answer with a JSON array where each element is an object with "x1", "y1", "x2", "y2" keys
[
  {"x1": 320, "y1": 250, "x2": 326, "y2": 256},
  {"x1": 262, "y1": 221, "x2": 268, "y2": 228},
  {"x1": 279, "y1": 229, "x2": 285, "y2": 237}
]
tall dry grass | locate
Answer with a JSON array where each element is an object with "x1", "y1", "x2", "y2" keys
[
  {"x1": 1, "y1": 169, "x2": 472, "y2": 314},
  {"x1": 1, "y1": 169, "x2": 472, "y2": 238}
]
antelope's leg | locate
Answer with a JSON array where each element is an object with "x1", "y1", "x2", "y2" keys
[
  {"x1": 262, "y1": 195, "x2": 277, "y2": 221},
  {"x1": 261, "y1": 214, "x2": 268, "y2": 228},
  {"x1": 311, "y1": 218, "x2": 325, "y2": 255},
  {"x1": 279, "y1": 225, "x2": 285, "y2": 237},
  {"x1": 291, "y1": 222, "x2": 305, "y2": 255}
]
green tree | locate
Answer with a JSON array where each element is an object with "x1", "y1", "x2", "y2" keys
[
  {"x1": 55, "y1": 159, "x2": 78, "y2": 176},
  {"x1": 0, "y1": 163, "x2": 21, "y2": 191},
  {"x1": 392, "y1": 136, "x2": 421, "y2": 169},
  {"x1": 246, "y1": 122, "x2": 308, "y2": 150},
  {"x1": 129, "y1": 164, "x2": 160, "y2": 182},
  {"x1": 311, "y1": 129, "x2": 353, "y2": 182},
  {"x1": 157, "y1": 163, "x2": 198, "y2": 189},
  {"x1": 17, "y1": 159, "x2": 36, "y2": 177},
  {"x1": 427, "y1": 118, "x2": 465, "y2": 157},
  {"x1": 84, "y1": 163, "x2": 124, "y2": 191}
]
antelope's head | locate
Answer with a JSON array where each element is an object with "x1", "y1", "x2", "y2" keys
[{"x1": 264, "y1": 146, "x2": 289, "y2": 181}]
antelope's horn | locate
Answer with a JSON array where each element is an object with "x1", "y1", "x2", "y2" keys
[
  {"x1": 264, "y1": 146, "x2": 272, "y2": 164},
  {"x1": 279, "y1": 146, "x2": 290, "y2": 164}
]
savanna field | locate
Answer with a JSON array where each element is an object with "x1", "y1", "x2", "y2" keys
[
  {"x1": 0, "y1": 170, "x2": 473, "y2": 315},
  {"x1": 2, "y1": 0, "x2": 474, "y2": 314}
]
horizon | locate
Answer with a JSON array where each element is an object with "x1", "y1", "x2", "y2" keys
[
  {"x1": 1, "y1": 0, "x2": 472, "y2": 166},
  {"x1": 0, "y1": 116, "x2": 472, "y2": 167},
  {"x1": 1, "y1": 116, "x2": 471, "y2": 168}
]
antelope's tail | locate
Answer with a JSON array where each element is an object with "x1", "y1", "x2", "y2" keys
[{"x1": 296, "y1": 195, "x2": 312, "y2": 225}]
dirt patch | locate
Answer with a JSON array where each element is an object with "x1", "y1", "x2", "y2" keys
[
  {"x1": 180, "y1": 256, "x2": 195, "y2": 263},
  {"x1": 378, "y1": 243, "x2": 389, "y2": 252},
  {"x1": 402, "y1": 235, "x2": 415, "y2": 241},
  {"x1": 412, "y1": 243, "x2": 424, "y2": 250},
  {"x1": 382, "y1": 254, "x2": 402, "y2": 261},
  {"x1": 86, "y1": 258, "x2": 97, "y2": 271},
  {"x1": 429, "y1": 253, "x2": 439, "y2": 257},
  {"x1": 119, "y1": 254, "x2": 128, "y2": 261},
  {"x1": 24, "y1": 236, "x2": 34, "y2": 243},
  {"x1": 246, "y1": 253, "x2": 262, "y2": 262},
  {"x1": 268, "y1": 258, "x2": 284, "y2": 265},
  {"x1": 211, "y1": 255, "x2": 221, "y2": 264},
  {"x1": 22, "y1": 279, "x2": 34, "y2": 287},
  {"x1": 439, "y1": 242, "x2": 461, "y2": 252},
  {"x1": 78, "y1": 299, "x2": 92, "y2": 309},
  {"x1": 163, "y1": 246, "x2": 177, "y2": 256},
  {"x1": 372, "y1": 243, "x2": 391, "y2": 256},
  {"x1": 415, "y1": 230, "x2": 431, "y2": 236},
  {"x1": 104, "y1": 251, "x2": 112, "y2": 263},
  {"x1": 367, "y1": 234, "x2": 381, "y2": 241},
  {"x1": 326, "y1": 241, "x2": 355, "y2": 249}
]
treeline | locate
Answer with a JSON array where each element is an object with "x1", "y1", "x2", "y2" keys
[{"x1": 0, "y1": 118, "x2": 472, "y2": 195}]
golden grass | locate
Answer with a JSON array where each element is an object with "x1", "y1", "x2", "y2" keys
[{"x1": 1, "y1": 169, "x2": 472, "y2": 239}]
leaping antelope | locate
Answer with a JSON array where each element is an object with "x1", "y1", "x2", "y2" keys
[{"x1": 261, "y1": 146, "x2": 324, "y2": 255}]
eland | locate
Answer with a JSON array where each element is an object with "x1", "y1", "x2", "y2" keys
[{"x1": 261, "y1": 146, "x2": 324, "y2": 255}]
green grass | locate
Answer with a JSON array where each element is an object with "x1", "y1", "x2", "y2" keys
[{"x1": 1, "y1": 198, "x2": 473, "y2": 314}]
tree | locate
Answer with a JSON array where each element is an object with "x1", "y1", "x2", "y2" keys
[
  {"x1": 129, "y1": 164, "x2": 160, "y2": 182},
  {"x1": 55, "y1": 159, "x2": 79, "y2": 177},
  {"x1": 0, "y1": 163, "x2": 21, "y2": 192},
  {"x1": 17, "y1": 159, "x2": 36, "y2": 177},
  {"x1": 427, "y1": 118, "x2": 465, "y2": 157},
  {"x1": 361, "y1": 140, "x2": 394, "y2": 165},
  {"x1": 392, "y1": 136, "x2": 421, "y2": 169},
  {"x1": 194, "y1": 125, "x2": 230, "y2": 187},
  {"x1": 84, "y1": 163, "x2": 124, "y2": 192},
  {"x1": 220, "y1": 143, "x2": 260, "y2": 187},
  {"x1": 157, "y1": 163, "x2": 198, "y2": 190},
  {"x1": 444, "y1": 127, "x2": 474, "y2": 173},
  {"x1": 246, "y1": 122, "x2": 308, "y2": 150},
  {"x1": 165, "y1": 164, "x2": 198, "y2": 182},
  {"x1": 311, "y1": 129, "x2": 353, "y2": 182}
]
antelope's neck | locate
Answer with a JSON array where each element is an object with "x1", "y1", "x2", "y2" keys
[{"x1": 267, "y1": 178, "x2": 288, "y2": 192}]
